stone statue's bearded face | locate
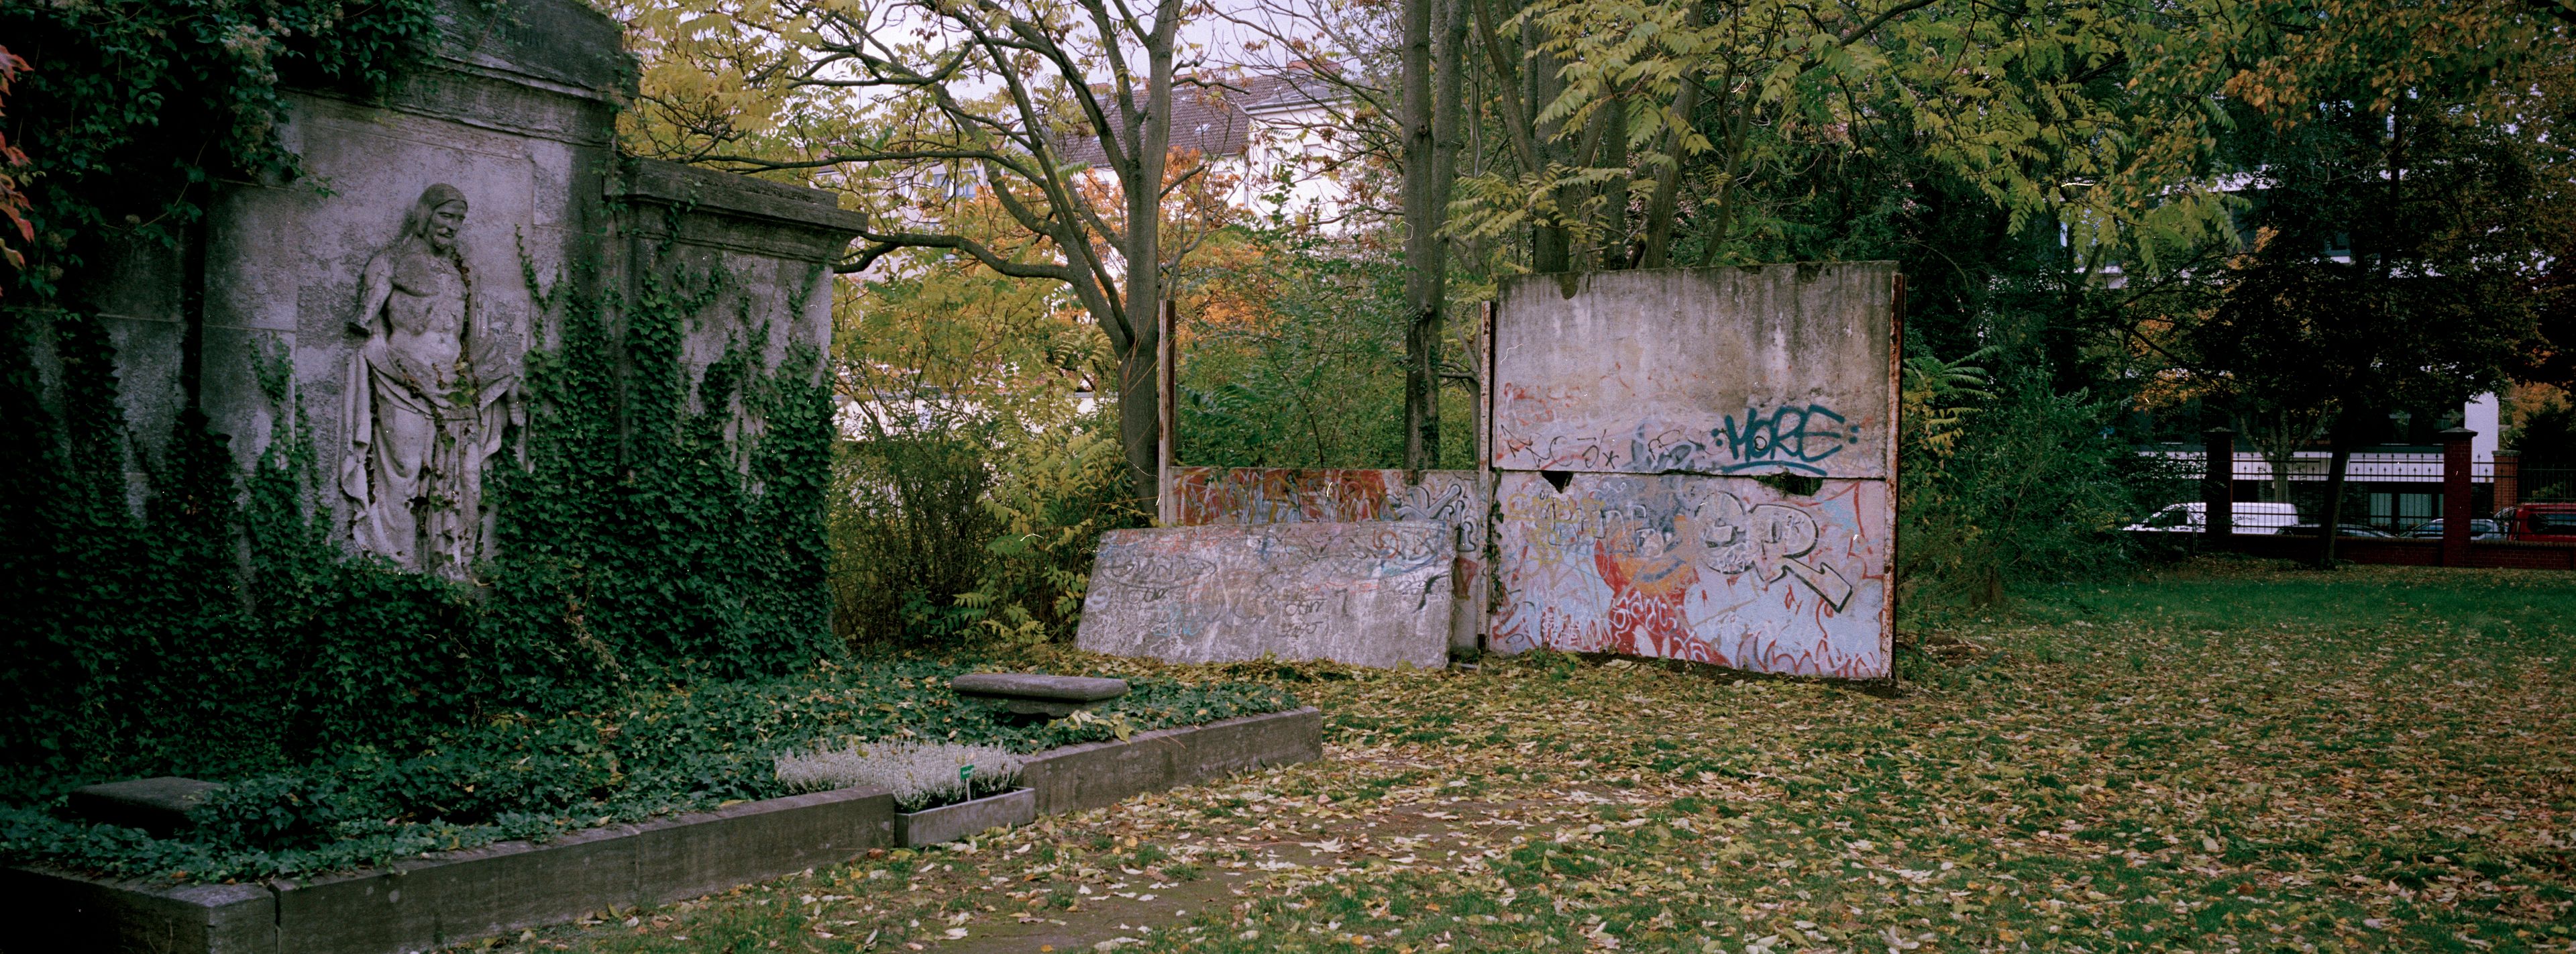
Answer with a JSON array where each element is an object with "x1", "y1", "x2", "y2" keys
[{"x1": 428, "y1": 201, "x2": 466, "y2": 254}]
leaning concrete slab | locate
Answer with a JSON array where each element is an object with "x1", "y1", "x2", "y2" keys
[
  {"x1": 1487, "y1": 264, "x2": 1900, "y2": 679},
  {"x1": 1167, "y1": 467, "x2": 1489, "y2": 655},
  {"x1": 1077, "y1": 523, "x2": 1453, "y2": 668}
]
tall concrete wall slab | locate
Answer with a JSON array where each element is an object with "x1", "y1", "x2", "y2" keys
[
  {"x1": 1493, "y1": 264, "x2": 1897, "y2": 478},
  {"x1": 1488, "y1": 264, "x2": 1898, "y2": 677},
  {"x1": 1489, "y1": 472, "x2": 1890, "y2": 677},
  {"x1": 1167, "y1": 466, "x2": 1485, "y2": 653},
  {"x1": 1077, "y1": 521, "x2": 1453, "y2": 668}
]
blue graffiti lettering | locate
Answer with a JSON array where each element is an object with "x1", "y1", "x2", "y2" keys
[{"x1": 1713, "y1": 404, "x2": 1859, "y2": 474}]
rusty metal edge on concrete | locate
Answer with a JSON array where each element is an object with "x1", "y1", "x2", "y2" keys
[{"x1": 1, "y1": 706, "x2": 1324, "y2": 954}]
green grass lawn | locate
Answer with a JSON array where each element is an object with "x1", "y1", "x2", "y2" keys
[{"x1": 492, "y1": 560, "x2": 2576, "y2": 954}]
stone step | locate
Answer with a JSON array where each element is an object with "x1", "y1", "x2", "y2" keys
[
  {"x1": 949, "y1": 674, "x2": 1130, "y2": 718},
  {"x1": 65, "y1": 777, "x2": 224, "y2": 839}
]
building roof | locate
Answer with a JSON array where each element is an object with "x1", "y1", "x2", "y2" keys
[{"x1": 1053, "y1": 66, "x2": 1356, "y2": 169}]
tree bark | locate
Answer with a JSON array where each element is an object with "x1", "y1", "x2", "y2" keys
[
  {"x1": 1525, "y1": 15, "x2": 1575, "y2": 274},
  {"x1": 1402, "y1": 0, "x2": 1467, "y2": 470},
  {"x1": 1639, "y1": 78, "x2": 1700, "y2": 268},
  {"x1": 1098, "y1": 0, "x2": 1183, "y2": 500},
  {"x1": 1694, "y1": 92, "x2": 1752, "y2": 267},
  {"x1": 1596, "y1": 95, "x2": 1629, "y2": 270},
  {"x1": 2317, "y1": 429, "x2": 2352, "y2": 569}
]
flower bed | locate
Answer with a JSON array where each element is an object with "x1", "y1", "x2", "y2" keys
[{"x1": 0, "y1": 657, "x2": 1294, "y2": 886}]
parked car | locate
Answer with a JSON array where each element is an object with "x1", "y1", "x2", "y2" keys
[
  {"x1": 2494, "y1": 503, "x2": 2576, "y2": 543},
  {"x1": 2404, "y1": 518, "x2": 2506, "y2": 541},
  {"x1": 2277, "y1": 523, "x2": 2397, "y2": 538},
  {"x1": 2126, "y1": 502, "x2": 2300, "y2": 534}
]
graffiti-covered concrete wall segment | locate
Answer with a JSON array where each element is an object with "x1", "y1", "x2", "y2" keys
[
  {"x1": 1167, "y1": 466, "x2": 1487, "y2": 655},
  {"x1": 1075, "y1": 521, "x2": 1454, "y2": 669},
  {"x1": 1493, "y1": 264, "x2": 1897, "y2": 478},
  {"x1": 1490, "y1": 472, "x2": 1888, "y2": 677},
  {"x1": 1489, "y1": 264, "x2": 1898, "y2": 678}
]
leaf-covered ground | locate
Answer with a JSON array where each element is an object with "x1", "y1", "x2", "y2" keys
[
  {"x1": 476, "y1": 561, "x2": 2576, "y2": 953},
  {"x1": 1, "y1": 659, "x2": 1292, "y2": 885}
]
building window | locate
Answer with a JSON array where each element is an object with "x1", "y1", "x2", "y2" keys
[{"x1": 2399, "y1": 493, "x2": 2436, "y2": 528}]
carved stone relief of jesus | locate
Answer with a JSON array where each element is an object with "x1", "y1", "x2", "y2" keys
[{"x1": 339, "y1": 184, "x2": 521, "y2": 579}]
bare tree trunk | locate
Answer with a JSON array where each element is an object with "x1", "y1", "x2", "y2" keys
[
  {"x1": 1596, "y1": 95, "x2": 1629, "y2": 270},
  {"x1": 2318, "y1": 431, "x2": 2352, "y2": 569},
  {"x1": 1118, "y1": 0, "x2": 1183, "y2": 500},
  {"x1": 1525, "y1": 15, "x2": 1575, "y2": 274},
  {"x1": 1694, "y1": 93, "x2": 1752, "y2": 267},
  {"x1": 1638, "y1": 78, "x2": 1699, "y2": 268}
]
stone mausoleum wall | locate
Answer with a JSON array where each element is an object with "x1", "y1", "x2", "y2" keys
[
  {"x1": 3, "y1": 0, "x2": 863, "y2": 768},
  {"x1": 50, "y1": 0, "x2": 861, "y2": 565}
]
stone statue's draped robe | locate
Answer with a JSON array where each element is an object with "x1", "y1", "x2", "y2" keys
[{"x1": 339, "y1": 248, "x2": 517, "y2": 578}]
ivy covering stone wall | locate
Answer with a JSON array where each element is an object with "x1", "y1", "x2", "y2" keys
[
  {"x1": 0, "y1": 0, "x2": 855, "y2": 784},
  {"x1": 0, "y1": 248, "x2": 840, "y2": 780}
]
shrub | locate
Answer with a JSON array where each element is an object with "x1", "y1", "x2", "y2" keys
[
  {"x1": 1898, "y1": 350, "x2": 2151, "y2": 612},
  {"x1": 830, "y1": 419, "x2": 1005, "y2": 645},
  {"x1": 1173, "y1": 237, "x2": 1482, "y2": 470},
  {"x1": 773, "y1": 741, "x2": 1024, "y2": 811},
  {"x1": 957, "y1": 420, "x2": 1144, "y2": 644}
]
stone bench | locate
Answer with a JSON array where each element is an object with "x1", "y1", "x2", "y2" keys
[
  {"x1": 65, "y1": 777, "x2": 223, "y2": 839},
  {"x1": 949, "y1": 674, "x2": 1128, "y2": 719}
]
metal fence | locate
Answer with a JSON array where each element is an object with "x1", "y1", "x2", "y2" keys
[
  {"x1": 2131, "y1": 449, "x2": 2540, "y2": 534},
  {"x1": 2519, "y1": 464, "x2": 2576, "y2": 502}
]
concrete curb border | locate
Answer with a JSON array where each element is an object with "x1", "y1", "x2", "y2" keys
[
  {"x1": 2, "y1": 706, "x2": 1322, "y2": 954},
  {"x1": 1023, "y1": 706, "x2": 1324, "y2": 816},
  {"x1": 896, "y1": 788, "x2": 1038, "y2": 847}
]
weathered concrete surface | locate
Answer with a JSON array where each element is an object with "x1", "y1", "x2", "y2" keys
[
  {"x1": 265, "y1": 818, "x2": 640, "y2": 954},
  {"x1": 1021, "y1": 708, "x2": 1324, "y2": 816},
  {"x1": 1077, "y1": 522, "x2": 1453, "y2": 668},
  {"x1": 254, "y1": 787, "x2": 894, "y2": 953},
  {"x1": 46, "y1": 0, "x2": 861, "y2": 558},
  {"x1": 1489, "y1": 471, "x2": 1892, "y2": 678},
  {"x1": 633, "y1": 787, "x2": 896, "y2": 905},
  {"x1": 0, "y1": 869, "x2": 275, "y2": 954},
  {"x1": 1167, "y1": 467, "x2": 1487, "y2": 654},
  {"x1": 1486, "y1": 264, "x2": 1898, "y2": 678},
  {"x1": 65, "y1": 776, "x2": 223, "y2": 839},
  {"x1": 951, "y1": 673, "x2": 1130, "y2": 701},
  {"x1": 896, "y1": 788, "x2": 1038, "y2": 847},
  {"x1": 954, "y1": 674, "x2": 1131, "y2": 718},
  {"x1": 1492, "y1": 264, "x2": 1899, "y2": 478},
  {"x1": 605, "y1": 158, "x2": 865, "y2": 394},
  {"x1": 3, "y1": 710, "x2": 1320, "y2": 952}
]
